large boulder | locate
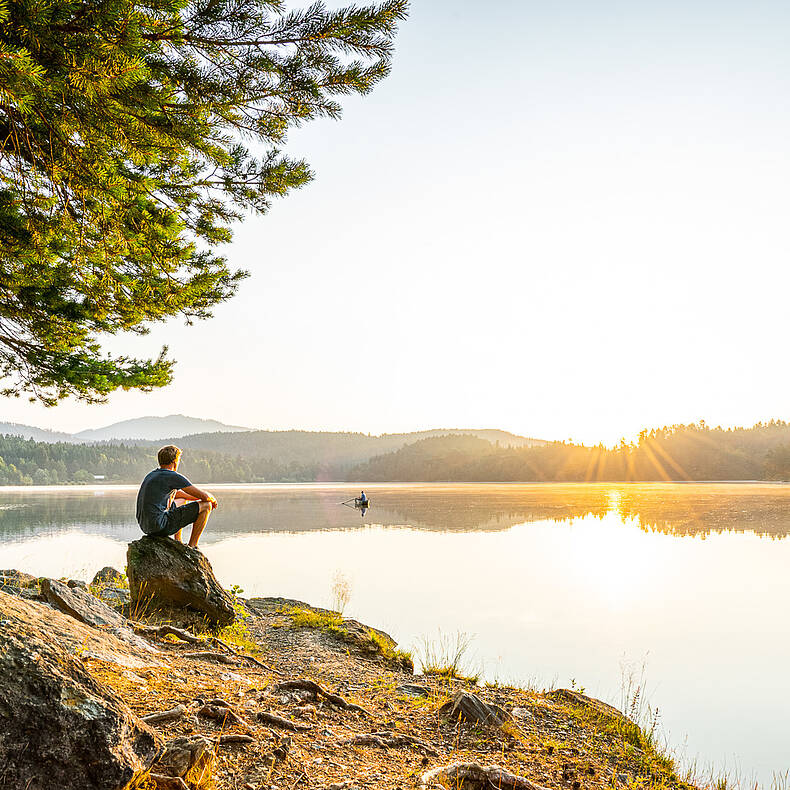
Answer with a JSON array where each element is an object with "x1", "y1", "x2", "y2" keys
[
  {"x1": 127, "y1": 537, "x2": 236, "y2": 626},
  {"x1": 0, "y1": 590, "x2": 161, "y2": 789}
]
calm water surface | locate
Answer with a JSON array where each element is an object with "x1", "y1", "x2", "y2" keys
[{"x1": 1, "y1": 482, "x2": 789, "y2": 784}]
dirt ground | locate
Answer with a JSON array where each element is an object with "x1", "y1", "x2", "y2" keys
[{"x1": 86, "y1": 596, "x2": 696, "y2": 790}]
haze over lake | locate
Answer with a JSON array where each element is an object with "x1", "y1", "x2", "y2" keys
[{"x1": 1, "y1": 482, "x2": 788, "y2": 784}]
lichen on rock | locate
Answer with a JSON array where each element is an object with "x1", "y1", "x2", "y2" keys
[{"x1": 0, "y1": 590, "x2": 161, "y2": 790}]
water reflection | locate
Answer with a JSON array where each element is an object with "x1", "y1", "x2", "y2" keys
[
  {"x1": 614, "y1": 484, "x2": 790, "y2": 538},
  {"x1": 2, "y1": 483, "x2": 789, "y2": 541},
  {"x1": 0, "y1": 483, "x2": 789, "y2": 784}
]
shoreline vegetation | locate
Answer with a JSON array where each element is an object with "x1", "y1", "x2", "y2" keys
[
  {"x1": 1, "y1": 565, "x2": 709, "y2": 790},
  {"x1": 4, "y1": 421, "x2": 790, "y2": 485}
]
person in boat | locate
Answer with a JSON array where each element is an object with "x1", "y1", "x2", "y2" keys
[
  {"x1": 136, "y1": 445, "x2": 218, "y2": 548},
  {"x1": 357, "y1": 490, "x2": 368, "y2": 505}
]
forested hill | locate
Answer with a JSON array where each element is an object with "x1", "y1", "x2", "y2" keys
[
  {"x1": 0, "y1": 429, "x2": 538, "y2": 485},
  {"x1": 4, "y1": 422, "x2": 790, "y2": 484},
  {"x1": 348, "y1": 422, "x2": 790, "y2": 482},
  {"x1": 169, "y1": 428, "x2": 542, "y2": 465}
]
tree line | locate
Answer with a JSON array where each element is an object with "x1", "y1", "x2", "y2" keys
[
  {"x1": 0, "y1": 436, "x2": 318, "y2": 485},
  {"x1": 4, "y1": 421, "x2": 790, "y2": 485},
  {"x1": 346, "y1": 422, "x2": 790, "y2": 482}
]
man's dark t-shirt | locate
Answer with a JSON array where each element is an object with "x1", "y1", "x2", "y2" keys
[{"x1": 136, "y1": 468, "x2": 192, "y2": 534}]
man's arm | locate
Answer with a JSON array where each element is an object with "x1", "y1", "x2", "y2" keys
[{"x1": 180, "y1": 485, "x2": 218, "y2": 509}]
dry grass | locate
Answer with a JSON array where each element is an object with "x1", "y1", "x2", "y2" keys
[
  {"x1": 330, "y1": 570, "x2": 352, "y2": 615},
  {"x1": 418, "y1": 629, "x2": 479, "y2": 682}
]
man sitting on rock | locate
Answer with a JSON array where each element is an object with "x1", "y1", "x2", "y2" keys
[{"x1": 136, "y1": 445, "x2": 218, "y2": 548}]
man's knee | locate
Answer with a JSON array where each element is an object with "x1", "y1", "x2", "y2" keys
[{"x1": 198, "y1": 500, "x2": 213, "y2": 514}]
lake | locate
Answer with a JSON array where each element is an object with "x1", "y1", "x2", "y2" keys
[{"x1": 1, "y1": 482, "x2": 788, "y2": 785}]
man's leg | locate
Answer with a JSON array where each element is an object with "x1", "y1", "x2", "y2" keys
[
  {"x1": 171, "y1": 497, "x2": 191, "y2": 543},
  {"x1": 188, "y1": 501, "x2": 213, "y2": 548}
]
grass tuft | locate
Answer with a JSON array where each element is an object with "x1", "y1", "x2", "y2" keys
[
  {"x1": 418, "y1": 629, "x2": 478, "y2": 682},
  {"x1": 365, "y1": 627, "x2": 413, "y2": 667},
  {"x1": 285, "y1": 606, "x2": 349, "y2": 637},
  {"x1": 216, "y1": 593, "x2": 259, "y2": 654}
]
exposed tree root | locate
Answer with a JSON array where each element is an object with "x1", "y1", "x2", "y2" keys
[
  {"x1": 256, "y1": 709, "x2": 312, "y2": 732},
  {"x1": 141, "y1": 704, "x2": 187, "y2": 725},
  {"x1": 132, "y1": 623, "x2": 204, "y2": 645},
  {"x1": 340, "y1": 731, "x2": 438, "y2": 757},
  {"x1": 197, "y1": 703, "x2": 251, "y2": 731},
  {"x1": 273, "y1": 679, "x2": 372, "y2": 717},
  {"x1": 205, "y1": 698, "x2": 233, "y2": 708},
  {"x1": 132, "y1": 621, "x2": 281, "y2": 676},
  {"x1": 208, "y1": 636, "x2": 281, "y2": 673},
  {"x1": 182, "y1": 651, "x2": 237, "y2": 664},
  {"x1": 217, "y1": 734, "x2": 255, "y2": 745}
]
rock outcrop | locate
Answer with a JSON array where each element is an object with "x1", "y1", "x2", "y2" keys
[
  {"x1": 248, "y1": 597, "x2": 414, "y2": 671},
  {"x1": 0, "y1": 590, "x2": 161, "y2": 789},
  {"x1": 40, "y1": 577, "x2": 156, "y2": 653},
  {"x1": 546, "y1": 688, "x2": 629, "y2": 721},
  {"x1": 439, "y1": 690, "x2": 510, "y2": 727},
  {"x1": 90, "y1": 567, "x2": 132, "y2": 605},
  {"x1": 93, "y1": 566, "x2": 125, "y2": 586},
  {"x1": 0, "y1": 568, "x2": 42, "y2": 600},
  {"x1": 0, "y1": 588, "x2": 161, "y2": 669},
  {"x1": 127, "y1": 537, "x2": 236, "y2": 626}
]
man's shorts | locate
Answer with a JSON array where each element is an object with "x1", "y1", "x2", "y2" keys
[{"x1": 151, "y1": 501, "x2": 201, "y2": 537}]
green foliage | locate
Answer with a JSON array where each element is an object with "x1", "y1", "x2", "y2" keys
[
  {"x1": 0, "y1": 0, "x2": 407, "y2": 403},
  {"x1": 285, "y1": 605, "x2": 348, "y2": 637},
  {"x1": 365, "y1": 627, "x2": 412, "y2": 667},
  {"x1": 218, "y1": 594, "x2": 258, "y2": 653},
  {"x1": 0, "y1": 433, "x2": 264, "y2": 483},
  {"x1": 561, "y1": 700, "x2": 677, "y2": 784},
  {"x1": 348, "y1": 434, "x2": 494, "y2": 481}
]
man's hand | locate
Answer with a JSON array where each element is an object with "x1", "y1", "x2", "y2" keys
[{"x1": 181, "y1": 485, "x2": 218, "y2": 509}]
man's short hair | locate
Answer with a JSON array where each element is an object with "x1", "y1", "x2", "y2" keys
[{"x1": 157, "y1": 445, "x2": 182, "y2": 467}]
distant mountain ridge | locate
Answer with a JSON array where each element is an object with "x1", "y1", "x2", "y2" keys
[
  {"x1": 0, "y1": 417, "x2": 545, "y2": 470},
  {"x1": 6, "y1": 420, "x2": 790, "y2": 485},
  {"x1": 171, "y1": 427, "x2": 545, "y2": 467},
  {"x1": 0, "y1": 422, "x2": 78, "y2": 443},
  {"x1": 74, "y1": 414, "x2": 250, "y2": 441}
]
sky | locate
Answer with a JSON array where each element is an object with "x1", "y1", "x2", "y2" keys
[{"x1": 5, "y1": 0, "x2": 790, "y2": 445}]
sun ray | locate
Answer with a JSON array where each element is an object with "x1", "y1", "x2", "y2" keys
[
  {"x1": 638, "y1": 441, "x2": 673, "y2": 481},
  {"x1": 646, "y1": 438, "x2": 693, "y2": 481}
]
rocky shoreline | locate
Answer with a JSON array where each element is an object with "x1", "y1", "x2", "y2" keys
[{"x1": 0, "y1": 540, "x2": 695, "y2": 790}]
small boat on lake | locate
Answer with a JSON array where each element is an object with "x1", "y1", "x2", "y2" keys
[{"x1": 354, "y1": 498, "x2": 370, "y2": 508}]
